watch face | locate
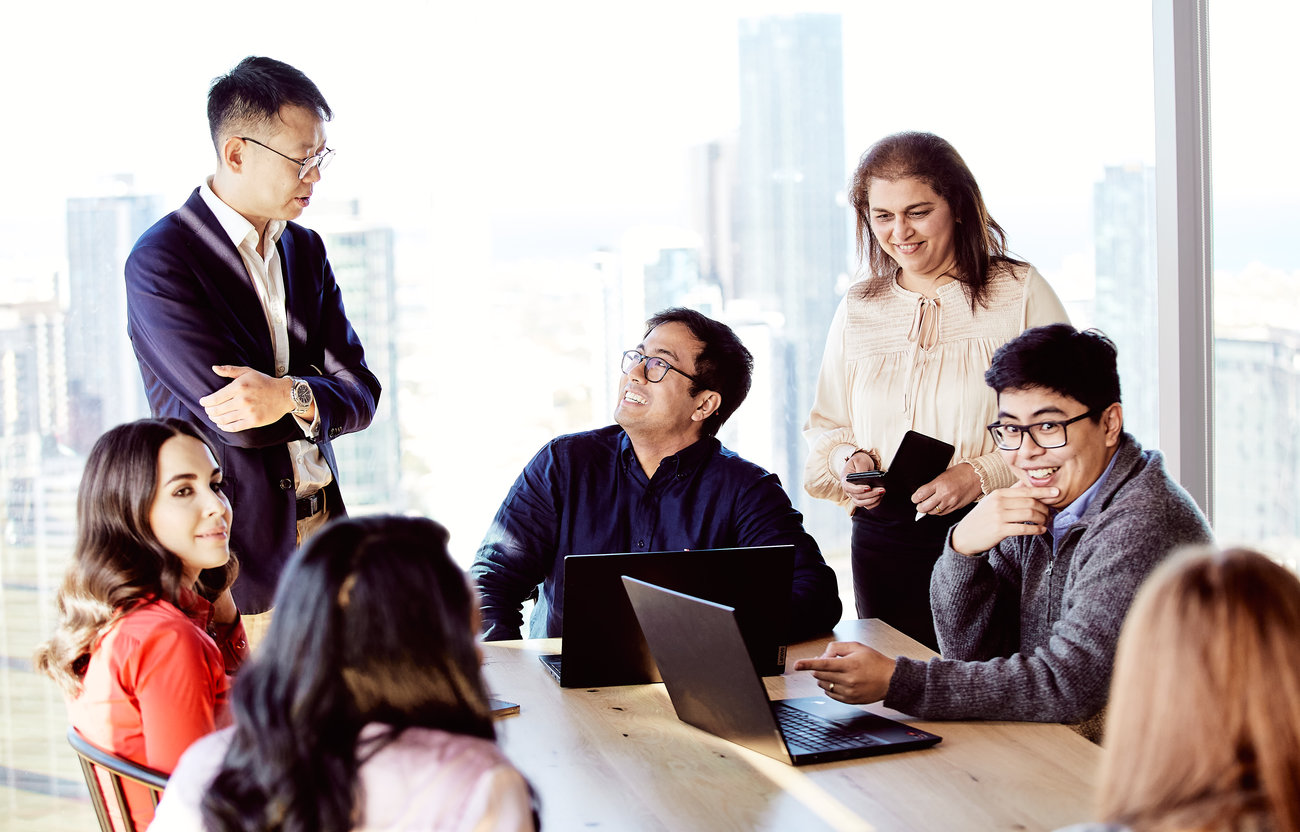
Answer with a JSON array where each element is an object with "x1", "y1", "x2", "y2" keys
[{"x1": 293, "y1": 381, "x2": 312, "y2": 406}]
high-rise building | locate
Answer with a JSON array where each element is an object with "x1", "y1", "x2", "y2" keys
[
  {"x1": 733, "y1": 13, "x2": 850, "y2": 537},
  {"x1": 1093, "y1": 164, "x2": 1158, "y2": 447},
  {"x1": 642, "y1": 245, "x2": 705, "y2": 319},
  {"x1": 1213, "y1": 264, "x2": 1300, "y2": 563},
  {"x1": 1214, "y1": 327, "x2": 1300, "y2": 560},
  {"x1": 689, "y1": 138, "x2": 738, "y2": 300},
  {"x1": 0, "y1": 291, "x2": 77, "y2": 549},
  {"x1": 65, "y1": 182, "x2": 161, "y2": 451},
  {"x1": 315, "y1": 206, "x2": 403, "y2": 513},
  {"x1": 1, "y1": 298, "x2": 67, "y2": 444},
  {"x1": 717, "y1": 302, "x2": 782, "y2": 467},
  {"x1": 618, "y1": 226, "x2": 719, "y2": 320}
]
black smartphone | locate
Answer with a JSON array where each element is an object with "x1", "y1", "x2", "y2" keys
[{"x1": 845, "y1": 470, "x2": 885, "y2": 484}]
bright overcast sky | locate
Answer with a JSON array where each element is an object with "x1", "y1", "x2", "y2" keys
[{"x1": 1, "y1": 0, "x2": 1294, "y2": 279}]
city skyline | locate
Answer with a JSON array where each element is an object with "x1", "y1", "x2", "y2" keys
[
  {"x1": 2, "y1": 2, "x2": 1298, "y2": 564},
  {"x1": 4, "y1": 2, "x2": 1293, "y2": 325},
  {"x1": 0, "y1": 3, "x2": 1211, "y2": 276}
]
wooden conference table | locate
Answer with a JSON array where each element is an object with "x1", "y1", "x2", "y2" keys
[{"x1": 481, "y1": 620, "x2": 1101, "y2": 832}]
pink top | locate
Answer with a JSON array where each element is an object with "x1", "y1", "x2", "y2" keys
[{"x1": 152, "y1": 724, "x2": 535, "y2": 831}]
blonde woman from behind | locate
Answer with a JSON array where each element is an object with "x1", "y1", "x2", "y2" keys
[{"x1": 1059, "y1": 546, "x2": 1300, "y2": 832}]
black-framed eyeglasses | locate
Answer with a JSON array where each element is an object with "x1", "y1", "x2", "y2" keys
[
  {"x1": 621, "y1": 349, "x2": 696, "y2": 383},
  {"x1": 986, "y1": 409, "x2": 1099, "y2": 451},
  {"x1": 239, "y1": 136, "x2": 335, "y2": 180}
]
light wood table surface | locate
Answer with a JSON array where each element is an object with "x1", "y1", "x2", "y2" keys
[{"x1": 482, "y1": 619, "x2": 1100, "y2": 832}]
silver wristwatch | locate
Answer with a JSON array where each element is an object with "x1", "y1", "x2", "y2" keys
[{"x1": 288, "y1": 376, "x2": 314, "y2": 416}]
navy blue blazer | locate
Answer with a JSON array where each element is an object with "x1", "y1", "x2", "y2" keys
[{"x1": 125, "y1": 188, "x2": 381, "y2": 612}]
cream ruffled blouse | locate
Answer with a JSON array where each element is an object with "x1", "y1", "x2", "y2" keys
[{"x1": 803, "y1": 264, "x2": 1069, "y2": 509}]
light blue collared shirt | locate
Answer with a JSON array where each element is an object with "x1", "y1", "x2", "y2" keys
[{"x1": 1049, "y1": 450, "x2": 1120, "y2": 556}]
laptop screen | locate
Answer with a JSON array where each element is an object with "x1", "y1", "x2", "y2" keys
[{"x1": 554, "y1": 545, "x2": 794, "y2": 687}]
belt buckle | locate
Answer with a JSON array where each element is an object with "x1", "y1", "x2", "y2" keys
[{"x1": 298, "y1": 490, "x2": 324, "y2": 520}]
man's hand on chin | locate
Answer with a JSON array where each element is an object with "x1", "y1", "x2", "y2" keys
[{"x1": 950, "y1": 482, "x2": 1059, "y2": 556}]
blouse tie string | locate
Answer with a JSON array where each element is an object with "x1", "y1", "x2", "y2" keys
[{"x1": 903, "y1": 295, "x2": 942, "y2": 416}]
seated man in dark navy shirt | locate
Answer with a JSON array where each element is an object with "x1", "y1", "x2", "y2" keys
[{"x1": 472, "y1": 307, "x2": 842, "y2": 642}]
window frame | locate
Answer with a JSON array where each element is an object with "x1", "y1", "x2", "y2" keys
[{"x1": 1152, "y1": 0, "x2": 1214, "y2": 521}]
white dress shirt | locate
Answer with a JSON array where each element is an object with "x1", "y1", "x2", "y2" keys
[{"x1": 198, "y1": 179, "x2": 333, "y2": 501}]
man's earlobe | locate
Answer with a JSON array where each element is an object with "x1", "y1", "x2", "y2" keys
[
  {"x1": 693, "y1": 392, "x2": 721, "y2": 422},
  {"x1": 1105, "y1": 402, "x2": 1124, "y2": 442},
  {"x1": 222, "y1": 137, "x2": 244, "y2": 172}
]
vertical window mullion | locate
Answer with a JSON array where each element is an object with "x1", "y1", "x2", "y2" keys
[{"x1": 1152, "y1": 0, "x2": 1214, "y2": 520}]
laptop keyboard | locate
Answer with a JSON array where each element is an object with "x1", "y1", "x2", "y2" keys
[{"x1": 773, "y1": 702, "x2": 883, "y2": 752}]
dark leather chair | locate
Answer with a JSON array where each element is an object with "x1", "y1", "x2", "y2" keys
[{"x1": 66, "y1": 727, "x2": 168, "y2": 832}]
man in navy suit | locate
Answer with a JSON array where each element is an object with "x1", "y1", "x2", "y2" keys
[{"x1": 125, "y1": 57, "x2": 380, "y2": 627}]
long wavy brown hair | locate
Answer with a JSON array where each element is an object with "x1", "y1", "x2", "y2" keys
[
  {"x1": 34, "y1": 419, "x2": 238, "y2": 696},
  {"x1": 849, "y1": 131, "x2": 1026, "y2": 310},
  {"x1": 1098, "y1": 546, "x2": 1300, "y2": 832}
]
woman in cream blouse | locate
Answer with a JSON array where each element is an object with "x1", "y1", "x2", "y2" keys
[{"x1": 804, "y1": 132, "x2": 1068, "y2": 649}]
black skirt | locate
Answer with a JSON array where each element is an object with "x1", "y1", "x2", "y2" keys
[{"x1": 850, "y1": 502, "x2": 972, "y2": 652}]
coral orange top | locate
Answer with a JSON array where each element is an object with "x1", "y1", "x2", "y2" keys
[{"x1": 68, "y1": 590, "x2": 247, "y2": 829}]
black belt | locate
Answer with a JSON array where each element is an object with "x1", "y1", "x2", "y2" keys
[{"x1": 296, "y1": 489, "x2": 326, "y2": 520}]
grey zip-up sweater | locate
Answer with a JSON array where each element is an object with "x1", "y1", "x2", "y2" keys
[{"x1": 884, "y1": 434, "x2": 1212, "y2": 722}]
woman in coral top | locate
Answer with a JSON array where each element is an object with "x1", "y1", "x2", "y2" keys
[
  {"x1": 36, "y1": 418, "x2": 248, "y2": 828},
  {"x1": 804, "y1": 131, "x2": 1069, "y2": 649}
]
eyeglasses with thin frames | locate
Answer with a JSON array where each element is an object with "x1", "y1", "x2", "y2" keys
[
  {"x1": 239, "y1": 136, "x2": 335, "y2": 180},
  {"x1": 620, "y1": 350, "x2": 697, "y2": 383},
  {"x1": 986, "y1": 409, "x2": 1099, "y2": 451}
]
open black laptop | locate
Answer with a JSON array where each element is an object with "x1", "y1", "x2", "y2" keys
[
  {"x1": 623, "y1": 576, "x2": 942, "y2": 765},
  {"x1": 539, "y1": 545, "x2": 793, "y2": 688}
]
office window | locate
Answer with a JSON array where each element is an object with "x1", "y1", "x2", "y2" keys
[
  {"x1": 1208, "y1": 0, "x2": 1300, "y2": 565},
  {"x1": 839, "y1": 4, "x2": 1159, "y2": 448},
  {"x1": 3, "y1": 4, "x2": 1259, "y2": 823},
  {"x1": 3, "y1": 3, "x2": 1165, "y2": 600}
]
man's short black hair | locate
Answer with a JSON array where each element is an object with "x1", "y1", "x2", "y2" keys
[
  {"x1": 985, "y1": 324, "x2": 1122, "y2": 414},
  {"x1": 644, "y1": 308, "x2": 753, "y2": 437},
  {"x1": 207, "y1": 56, "x2": 332, "y2": 150}
]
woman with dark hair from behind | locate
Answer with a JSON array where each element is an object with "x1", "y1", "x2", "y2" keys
[
  {"x1": 1058, "y1": 547, "x2": 1300, "y2": 832},
  {"x1": 804, "y1": 131, "x2": 1069, "y2": 648},
  {"x1": 34, "y1": 418, "x2": 246, "y2": 829},
  {"x1": 151, "y1": 515, "x2": 536, "y2": 831}
]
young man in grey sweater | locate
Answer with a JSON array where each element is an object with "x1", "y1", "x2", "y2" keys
[{"x1": 795, "y1": 324, "x2": 1212, "y2": 728}]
